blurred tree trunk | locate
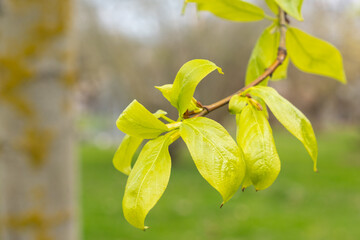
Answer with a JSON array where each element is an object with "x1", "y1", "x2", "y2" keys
[{"x1": 0, "y1": 0, "x2": 78, "y2": 239}]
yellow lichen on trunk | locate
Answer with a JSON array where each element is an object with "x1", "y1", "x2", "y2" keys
[
  {"x1": 0, "y1": 0, "x2": 77, "y2": 239},
  {"x1": 0, "y1": 0, "x2": 74, "y2": 114},
  {"x1": 0, "y1": 0, "x2": 74, "y2": 165}
]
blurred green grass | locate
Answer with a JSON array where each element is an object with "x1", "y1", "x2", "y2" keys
[{"x1": 81, "y1": 127, "x2": 360, "y2": 240}]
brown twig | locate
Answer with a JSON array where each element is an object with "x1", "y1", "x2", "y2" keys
[{"x1": 189, "y1": 8, "x2": 288, "y2": 118}]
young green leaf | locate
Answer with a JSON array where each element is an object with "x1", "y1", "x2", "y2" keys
[
  {"x1": 116, "y1": 100, "x2": 169, "y2": 139},
  {"x1": 113, "y1": 135, "x2": 143, "y2": 175},
  {"x1": 229, "y1": 95, "x2": 248, "y2": 114},
  {"x1": 122, "y1": 131, "x2": 177, "y2": 230},
  {"x1": 113, "y1": 110, "x2": 168, "y2": 175},
  {"x1": 155, "y1": 84, "x2": 202, "y2": 113},
  {"x1": 265, "y1": 0, "x2": 278, "y2": 15},
  {"x1": 188, "y1": 98, "x2": 202, "y2": 113},
  {"x1": 236, "y1": 105, "x2": 281, "y2": 191},
  {"x1": 155, "y1": 84, "x2": 173, "y2": 103},
  {"x1": 152, "y1": 109, "x2": 168, "y2": 118},
  {"x1": 275, "y1": 0, "x2": 303, "y2": 21},
  {"x1": 157, "y1": 59, "x2": 223, "y2": 116},
  {"x1": 287, "y1": 27, "x2": 346, "y2": 83},
  {"x1": 248, "y1": 86, "x2": 318, "y2": 171},
  {"x1": 187, "y1": 0, "x2": 265, "y2": 22},
  {"x1": 181, "y1": 0, "x2": 188, "y2": 15},
  {"x1": 245, "y1": 24, "x2": 289, "y2": 85},
  {"x1": 172, "y1": 59, "x2": 223, "y2": 116},
  {"x1": 180, "y1": 117, "x2": 245, "y2": 205}
]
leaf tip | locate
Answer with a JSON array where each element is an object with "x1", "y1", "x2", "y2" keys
[
  {"x1": 313, "y1": 162, "x2": 318, "y2": 173},
  {"x1": 336, "y1": 71, "x2": 347, "y2": 84},
  {"x1": 121, "y1": 168, "x2": 131, "y2": 176},
  {"x1": 217, "y1": 67, "x2": 224, "y2": 75},
  {"x1": 181, "y1": 1, "x2": 188, "y2": 15},
  {"x1": 241, "y1": 187, "x2": 246, "y2": 192},
  {"x1": 154, "y1": 85, "x2": 162, "y2": 91},
  {"x1": 220, "y1": 202, "x2": 224, "y2": 208},
  {"x1": 143, "y1": 226, "x2": 150, "y2": 231},
  {"x1": 293, "y1": 12, "x2": 304, "y2": 22}
]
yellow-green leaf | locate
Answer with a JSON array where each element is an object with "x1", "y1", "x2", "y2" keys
[
  {"x1": 287, "y1": 27, "x2": 346, "y2": 83},
  {"x1": 172, "y1": 59, "x2": 223, "y2": 116},
  {"x1": 236, "y1": 105, "x2": 280, "y2": 191},
  {"x1": 229, "y1": 95, "x2": 248, "y2": 114},
  {"x1": 155, "y1": 84, "x2": 172, "y2": 103},
  {"x1": 188, "y1": 98, "x2": 202, "y2": 113},
  {"x1": 157, "y1": 59, "x2": 222, "y2": 116},
  {"x1": 122, "y1": 131, "x2": 176, "y2": 230},
  {"x1": 245, "y1": 24, "x2": 289, "y2": 85},
  {"x1": 156, "y1": 84, "x2": 202, "y2": 113},
  {"x1": 275, "y1": 0, "x2": 303, "y2": 21},
  {"x1": 113, "y1": 135, "x2": 143, "y2": 175},
  {"x1": 113, "y1": 111, "x2": 167, "y2": 175},
  {"x1": 187, "y1": 0, "x2": 265, "y2": 22},
  {"x1": 116, "y1": 100, "x2": 169, "y2": 139},
  {"x1": 180, "y1": 117, "x2": 245, "y2": 204},
  {"x1": 249, "y1": 86, "x2": 318, "y2": 171},
  {"x1": 152, "y1": 109, "x2": 168, "y2": 118},
  {"x1": 265, "y1": 0, "x2": 278, "y2": 14}
]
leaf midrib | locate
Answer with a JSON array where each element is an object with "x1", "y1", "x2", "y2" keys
[
  {"x1": 176, "y1": 62, "x2": 214, "y2": 111},
  {"x1": 289, "y1": 29, "x2": 330, "y2": 68},
  {"x1": 133, "y1": 138, "x2": 168, "y2": 211},
  {"x1": 184, "y1": 122, "x2": 238, "y2": 182},
  {"x1": 207, "y1": 0, "x2": 264, "y2": 18}
]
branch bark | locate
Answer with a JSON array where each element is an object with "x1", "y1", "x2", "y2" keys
[{"x1": 189, "y1": 8, "x2": 288, "y2": 118}]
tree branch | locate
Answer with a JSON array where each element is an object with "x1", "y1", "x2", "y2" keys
[{"x1": 189, "y1": 8, "x2": 288, "y2": 118}]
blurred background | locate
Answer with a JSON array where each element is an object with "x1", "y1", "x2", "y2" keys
[{"x1": 0, "y1": 0, "x2": 360, "y2": 239}]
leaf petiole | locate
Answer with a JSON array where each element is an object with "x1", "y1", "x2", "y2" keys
[
  {"x1": 166, "y1": 122, "x2": 182, "y2": 131},
  {"x1": 161, "y1": 115, "x2": 176, "y2": 123},
  {"x1": 169, "y1": 130, "x2": 181, "y2": 143},
  {"x1": 264, "y1": 14, "x2": 277, "y2": 21}
]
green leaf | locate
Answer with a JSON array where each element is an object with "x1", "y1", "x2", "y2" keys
[
  {"x1": 249, "y1": 86, "x2": 318, "y2": 171},
  {"x1": 122, "y1": 131, "x2": 178, "y2": 230},
  {"x1": 229, "y1": 94, "x2": 248, "y2": 114},
  {"x1": 113, "y1": 111, "x2": 167, "y2": 175},
  {"x1": 152, "y1": 109, "x2": 168, "y2": 118},
  {"x1": 245, "y1": 24, "x2": 289, "y2": 86},
  {"x1": 287, "y1": 27, "x2": 346, "y2": 83},
  {"x1": 275, "y1": 0, "x2": 303, "y2": 21},
  {"x1": 182, "y1": 0, "x2": 188, "y2": 15},
  {"x1": 155, "y1": 84, "x2": 173, "y2": 103},
  {"x1": 172, "y1": 59, "x2": 223, "y2": 116},
  {"x1": 157, "y1": 59, "x2": 223, "y2": 116},
  {"x1": 180, "y1": 117, "x2": 245, "y2": 204},
  {"x1": 116, "y1": 100, "x2": 169, "y2": 139},
  {"x1": 113, "y1": 135, "x2": 143, "y2": 175},
  {"x1": 187, "y1": 0, "x2": 265, "y2": 22},
  {"x1": 236, "y1": 105, "x2": 280, "y2": 191},
  {"x1": 265, "y1": 0, "x2": 278, "y2": 14},
  {"x1": 156, "y1": 84, "x2": 202, "y2": 113},
  {"x1": 188, "y1": 98, "x2": 202, "y2": 113}
]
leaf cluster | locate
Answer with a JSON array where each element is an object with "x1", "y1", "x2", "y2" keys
[{"x1": 113, "y1": 0, "x2": 346, "y2": 230}]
